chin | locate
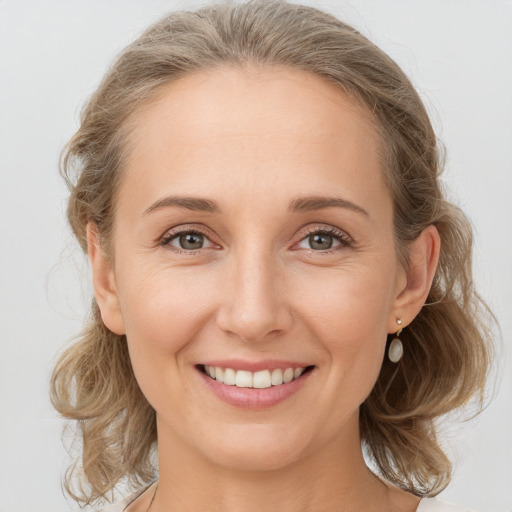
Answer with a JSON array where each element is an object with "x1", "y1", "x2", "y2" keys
[
  {"x1": 209, "y1": 445, "x2": 303, "y2": 473},
  {"x1": 199, "y1": 424, "x2": 312, "y2": 472}
]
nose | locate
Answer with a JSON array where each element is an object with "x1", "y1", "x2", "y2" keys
[{"x1": 216, "y1": 249, "x2": 293, "y2": 343}]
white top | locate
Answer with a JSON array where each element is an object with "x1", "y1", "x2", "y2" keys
[
  {"x1": 417, "y1": 499, "x2": 472, "y2": 511},
  {"x1": 99, "y1": 491, "x2": 473, "y2": 512}
]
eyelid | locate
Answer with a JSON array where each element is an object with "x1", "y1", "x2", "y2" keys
[
  {"x1": 159, "y1": 224, "x2": 220, "y2": 252},
  {"x1": 158, "y1": 223, "x2": 353, "y2": 253},
  {"x1": 292, "y1": 224, "x2": 353, "y2": 252}
]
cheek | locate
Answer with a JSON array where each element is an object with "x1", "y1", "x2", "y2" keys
[
  {"x1": 119, "y1": 266, "x2": 210, "y2": 347},
  {"x1": 294, "y1": 260, "x2": 395, "y2": 331},
  {"x1": 113, "y1": 262, "x2": 215, "y2": 388},
  {"x1": 292, "y1": 264, "x2": 394, "y2": 388},
  {"x1": 114, "y1": 264, "x2": 220, "y2": 420}
]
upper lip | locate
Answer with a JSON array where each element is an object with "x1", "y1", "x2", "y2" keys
[{"x1": 198, "y1": 359, "x2": 314, "y2": 372}]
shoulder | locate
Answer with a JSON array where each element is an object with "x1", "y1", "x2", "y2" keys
[
  {"x1": 417, "y1": 498, "x2": 476, "y2": 512},
  {"x1": 96, "y1": 495, "x2": 134, "y2": 512},
  {"x1": 96, "y1": 499, "x2": 129, "y2": 512},
  {"x1": 95, "y1": 484, "x2": 154, "y2": 512}
]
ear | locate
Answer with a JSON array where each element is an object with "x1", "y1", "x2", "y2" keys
[
  {"x1": 388, "y1": 224, "x2": 441, "y2": 333},
  {"x1": 86, "y1": 222, "x2": 126, "y2": 335}
]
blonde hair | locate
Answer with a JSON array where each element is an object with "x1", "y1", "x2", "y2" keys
[{"x1": 50, "y1": 0, "x2": 494, "y2": 505}]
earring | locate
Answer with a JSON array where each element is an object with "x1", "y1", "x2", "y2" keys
[{"x1": 388, "y1": 320, "x2": 403, "y2": 363}]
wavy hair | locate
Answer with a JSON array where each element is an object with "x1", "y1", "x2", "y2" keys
[{"x1": 50, "y1": 0, "x2": 494, "y2": 506}]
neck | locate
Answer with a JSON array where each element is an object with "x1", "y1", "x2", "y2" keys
[{"x1": 150, "y1": 416, "x2": 412, "y2": 512}]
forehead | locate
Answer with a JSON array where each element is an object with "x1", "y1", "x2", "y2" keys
[
  {"x1": 119, "y1": 65, "x2": 387, "y2": 215},
  {"x1": 127, "y1": 64, "x2": 380, "y2": 151}
]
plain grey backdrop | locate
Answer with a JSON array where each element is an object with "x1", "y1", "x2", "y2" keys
[{"x1": 1, "y1": 1, "x2": 511, "y2": 511}]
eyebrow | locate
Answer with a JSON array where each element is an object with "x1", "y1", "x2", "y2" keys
[
  {"x1": 144, "y1": 196, "x2": 221, "y2": 214},
  {"x1": 288, "y1": 196, "x2": 369, "y2": 216},
  {"x1": 143, "y1": 194, "x2": 368, "y2": 217}
]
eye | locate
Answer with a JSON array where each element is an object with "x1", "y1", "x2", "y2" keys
[
  {"x1": 161, "y1": 230, "x2": 216, "y2": 252},
  {"x1": 295, "y1": 227, "x2": 352, "y2": 252}
]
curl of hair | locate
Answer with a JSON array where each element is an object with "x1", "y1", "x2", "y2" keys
[{"x1": 50, "y1": 0, "x2": 494, "y2": 506}]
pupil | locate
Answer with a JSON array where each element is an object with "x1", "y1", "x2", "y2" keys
[
  {"x1": 180, "y1": 232, "x2": 203, "y2": 250},
  {"x1": 310, "y1": 233, "x2": 333, "y2": 250}
]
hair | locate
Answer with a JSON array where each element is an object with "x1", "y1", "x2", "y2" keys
[{"x1": 50, "y1": 0, "x2": 494, "y2": 506}]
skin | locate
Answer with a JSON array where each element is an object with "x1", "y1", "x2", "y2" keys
[{"x1": 88, "y1": 66, "x2": 440, "y2": 512}]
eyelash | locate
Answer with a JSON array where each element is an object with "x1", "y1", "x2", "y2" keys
[
  {"x1": 159, "y1": 227, "x2": 215, "y2": 254},
  {"x1": 297, "y1": 226, "x2": 353, "y2": 253},
  {"x1": 159, "y1": 225, "x2": 353, "y2": 254}
]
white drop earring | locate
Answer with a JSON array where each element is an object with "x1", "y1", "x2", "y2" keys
[{"x1": 388, "y1": 319, "x2": 403, "y2": 363}]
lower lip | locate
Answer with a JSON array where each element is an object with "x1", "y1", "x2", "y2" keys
[{"x1": 196, "y1": 366, "x2": 314, "y2": 410}]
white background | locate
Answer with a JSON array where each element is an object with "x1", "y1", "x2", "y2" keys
[{"x1": 0, "y1": 1, "x2": 511, "y2": 511}]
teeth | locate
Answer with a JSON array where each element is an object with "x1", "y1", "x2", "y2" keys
[
  {"x1": 283, "y1": 368, "x2": 294, "y2": 383},
  {"x1": 271, "y1": 368, "x2": 283, "y2": 385},
  {"x1": 235, "y1": 370, "x2": 253, "y2": 388},
  {"x1": 223, "y1": 368, "x2": 236, "y2": 386},
  {"x1": 203, "y1": 365, "x2": 309, "y2": 388},
  {"x1": 253, "y1": 370, "x2": 271, "y2": 389}
]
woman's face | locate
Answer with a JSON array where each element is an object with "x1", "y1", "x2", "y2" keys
[{"x1": 94, "y1": 66, "x2": 410, "y2": 471}]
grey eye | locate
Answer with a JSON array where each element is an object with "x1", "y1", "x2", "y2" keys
[
  {"x1": 162, "y1": 228, "x2": 216, "y2": 252},
  {"x1": 308, "y1": 233, "x2": 334, "y2": 250},
  {"x1": 178, "y1": 232, "x2": 204, "y2": 250}
]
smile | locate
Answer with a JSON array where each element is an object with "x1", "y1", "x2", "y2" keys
[
  {"x1": 197, "y1": 363, "x2": 316, "y2": 410},
  {"x1": 201, "y1": 365, "x2": 314, "y2": 388}
]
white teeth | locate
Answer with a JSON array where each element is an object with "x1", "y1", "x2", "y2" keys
[
  {"x1": 271, "y1": 368, "x2": 283, "y2": 385},
  {"x1": 235, "y1": 370, "x2": 253, "y2": 388},
  {"x1": 283, "y1": 368, "x2": 294, "y2": 383},
  {"x1": 223, "y1": 368, "x2": 236, "y2": 385},
  {"x1": 253, "y1": 370, "x2": 272, "y2": 389},
  {"x1": 203, "y1": 365, "x2": 310, "y2": 388}
]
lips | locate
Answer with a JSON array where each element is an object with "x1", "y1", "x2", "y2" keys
[
  {"x1": 201, "y1": 365, "x2": 311, "y2": 388},
  {"x1": 196, "y1": 362, "x2": 315, "y2": 410}
]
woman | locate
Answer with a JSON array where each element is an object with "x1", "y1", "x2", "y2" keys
[{"x1": 50, "y1": 1, "x2": 494, "y2": 511}]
